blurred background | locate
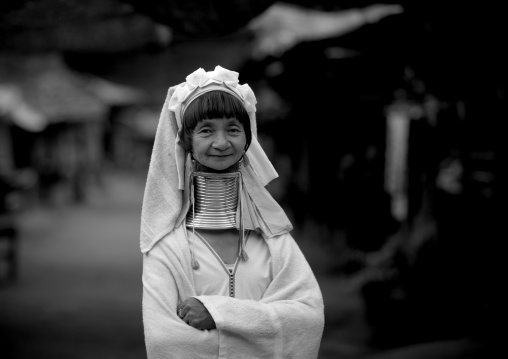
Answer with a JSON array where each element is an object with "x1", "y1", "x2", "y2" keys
[{"x1": 1, "y1": 1, "x2": 505, "y2": 358}]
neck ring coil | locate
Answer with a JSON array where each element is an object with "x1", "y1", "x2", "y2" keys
[{"x1": 186, "y1": 171, "x2": 240, "y2": 229}]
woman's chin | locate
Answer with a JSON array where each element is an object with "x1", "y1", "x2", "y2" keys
[
  {"x1": 197, "y1": 158, "x2": 240, "y2": 172},
  {"x1": 208, "y1": 163, "x2": 235, "y2": 172}
]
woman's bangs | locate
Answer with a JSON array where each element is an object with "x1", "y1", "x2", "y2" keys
[{"x1": 200, "y1": 92, "x2": 247, "y2": 120}]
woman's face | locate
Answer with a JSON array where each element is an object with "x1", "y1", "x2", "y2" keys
[{"x1": 192, "y1": 117, "x2": 247, "y2": 171}]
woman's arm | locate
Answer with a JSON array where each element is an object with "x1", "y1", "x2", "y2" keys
[{"x1": 142, "y1": 239, "x2": 219, "y2": 358}]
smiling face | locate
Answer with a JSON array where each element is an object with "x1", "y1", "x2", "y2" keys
[{"x1": 191, "y1": 117, "x2": 247, "y2": 171}]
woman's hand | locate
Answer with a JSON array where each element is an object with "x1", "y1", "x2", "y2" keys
[{"x1": 177, "y1": 297, "x2": 216, "y2": 330}]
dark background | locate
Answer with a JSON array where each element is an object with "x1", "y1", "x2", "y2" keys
[{"x1": 1, "y1": 1, "x2": 506, "y2": 358}]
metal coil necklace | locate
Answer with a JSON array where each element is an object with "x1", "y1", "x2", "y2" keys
[
  {"x1": 186, "y1": 171, "x2": 241, "y2": 229},
  {"x1": 185, "y1": 161, "x2": 248, "y2": 270}
]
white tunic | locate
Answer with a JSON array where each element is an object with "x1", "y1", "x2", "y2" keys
[
  {"x1": 192, "y1": 230, "x2": 272, "y2": 300},
  {"x1": 142, "y1": 226, "x2": 325, "y2": 359}
]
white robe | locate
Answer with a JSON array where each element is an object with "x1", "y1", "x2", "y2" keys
[
  {"x1": 142, "y1": 225, "x2": 325, "y2": 359},
  {"x1": 192, "y1": 231, "x2": 273, "y2": 300}
]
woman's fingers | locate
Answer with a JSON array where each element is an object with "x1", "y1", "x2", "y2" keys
[
  {"x1": 176, "y1": 304, "x2": 188, "y2": 322},
  {"x1": 178, "y1": 307, "x2": 184, "y2": 319},
  {"x1": 177, "y1": 298, "x2": 216, "y2": 330},
  {"x1": 177, "y1": 300, "x2": 197, "y2": 324}
]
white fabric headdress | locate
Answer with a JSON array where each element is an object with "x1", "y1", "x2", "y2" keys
[{"x1": 140, "y1": 66, "x2": 292, "y2": 253}]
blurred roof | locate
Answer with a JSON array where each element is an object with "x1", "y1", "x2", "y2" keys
[
  {"x1": 0, "y1": 0, "x2": 171, "y2": 52},
  {"x1": 0, "y1": 53, "x2": 147, "y2": 132},
  {"x1": 0, "y1": 0, "x2": 276, "y2": 47}
]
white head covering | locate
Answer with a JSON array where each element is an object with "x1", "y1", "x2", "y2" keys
[{"x1": 140, "y1": 66, "x2": 292, "y2": 253}]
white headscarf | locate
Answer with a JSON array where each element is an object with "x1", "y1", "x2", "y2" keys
[{"x1": 140, "y1": 66, "x2": 292, "y2": 253}]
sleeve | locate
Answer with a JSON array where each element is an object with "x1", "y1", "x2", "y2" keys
[
  {"x1": 195, "y1": 234, "x2": 325, "y2": 359},
  {"x1": 142, "y1": 239, "x2": 220, "y2": 359}
]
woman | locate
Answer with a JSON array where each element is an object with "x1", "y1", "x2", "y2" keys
[{"x1": 140, "y1": 66, "x2": 324, "y2": 358}]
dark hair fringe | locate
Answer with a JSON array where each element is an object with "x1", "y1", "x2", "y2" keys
[{"x1": 179, "y1": 91, "x2": 252, "y2": 152}]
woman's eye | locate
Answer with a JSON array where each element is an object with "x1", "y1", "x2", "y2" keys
[
  {"x1": 228, "y1": 127, "x2": 242, "y2": 134},
  {"x1": 196, "y1": 128, "x2": 212, "y2": 134}
]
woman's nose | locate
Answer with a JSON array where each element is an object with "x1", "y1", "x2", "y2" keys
[{"x1": 212, "y1": 132, "x2": 230, "y2": 150}]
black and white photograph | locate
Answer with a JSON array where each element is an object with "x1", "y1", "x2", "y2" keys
[{"x1": 1, "y1": 1, "x2": 505, "y2": 358}]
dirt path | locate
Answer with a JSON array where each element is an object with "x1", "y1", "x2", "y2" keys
[{"x1": 0, "y1": 170, "x2": 147, "y2": 359}]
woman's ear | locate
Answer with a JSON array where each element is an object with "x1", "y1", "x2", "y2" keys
[{"x1": 179, "y1": 129, "x2": 192, "y2": 153}]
